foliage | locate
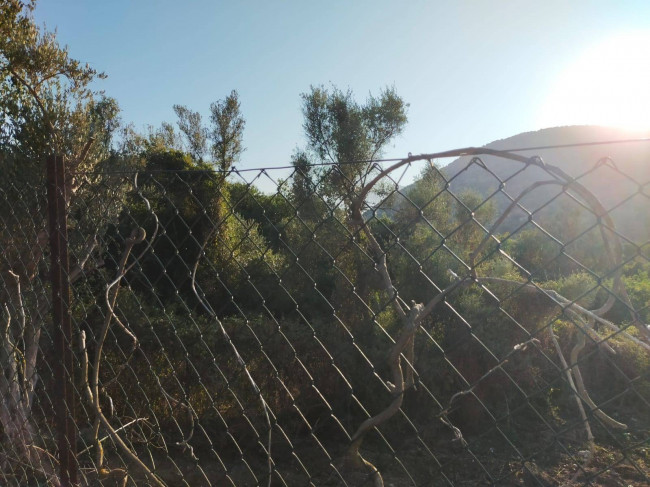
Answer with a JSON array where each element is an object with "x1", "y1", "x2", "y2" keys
[
  {"x1": 623, "y1": 259, "x2": 650, "y2": 323},
  {"x1": 0, "y1": 0, "x2": 114, "y2": 172},
  {"x1": 543, "y1": 272, "x2": 600, "y2": 308},
  {"x1": 209, "y1": 89, "x2": 245, "y2": 171},
  {"x1": 227, "y1": 181, "x2": 292, "y2": 249},
  {"x1": 298, "y1": 84, "x2": 408, "y2": 203},
  {"x1": 173, "y1": 104, "x2": 207, "y2": 161}
]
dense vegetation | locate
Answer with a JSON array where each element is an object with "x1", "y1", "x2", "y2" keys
[{"x1": 1, "y1": 2, "x2": 648, "y2": 485}]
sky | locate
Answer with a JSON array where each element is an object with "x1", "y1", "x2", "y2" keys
[{"x1": 33, "y1": 0, "x2": 650, "y2": 181}]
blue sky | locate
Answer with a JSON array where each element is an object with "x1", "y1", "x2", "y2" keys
[{"x1": 34, "y1": 0, "x2": 650, "y2": 176}]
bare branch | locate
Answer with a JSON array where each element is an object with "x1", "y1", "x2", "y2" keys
[
  {"x1": 477, "y1": 277, "x2": 650, "y2": 352},
  {"x1": 86, "y1": 227, "x2": 165, "y2": 486},
  {"x1": 569, "y1": 324, "x2": 627, "y2": 430}
]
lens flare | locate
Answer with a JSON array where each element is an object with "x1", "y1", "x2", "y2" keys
[{"x1": 538, "y1": 31, "x2": 650, "y2": 132}]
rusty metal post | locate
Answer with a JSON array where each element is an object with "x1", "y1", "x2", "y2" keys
[{"x1": 46, "y1": 154, "x2": 78, "y2": 486}]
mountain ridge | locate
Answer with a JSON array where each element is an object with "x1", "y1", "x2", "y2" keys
[{"x1": 433, "y1": 125, "x2": 650, "y2": 236}]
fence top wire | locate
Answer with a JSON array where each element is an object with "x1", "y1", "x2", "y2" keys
[{"x1": 81, "y1": 137, "x2": 650, "y2": 175}]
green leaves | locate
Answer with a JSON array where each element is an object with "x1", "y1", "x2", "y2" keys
[
  {"x1": 0, "y1": 0, "x2": 115, "y2": 182},
  {"x1": 1, "y1": 0, "x2": 101, "y2": 109},
  {"x1": 173, "y1": 104, "x2": 207, "y2": 162},
  {"x1": 298, "y1": 84, "x2": 408, "y2": 203},
  {"x1": 364, "y1": 86, "x2": 408, "y2": 160},
  {"x1": 301, "y1": 84, "x2": 408, "y2": 165},
  {"x1": 209, "y1": 89, "x2": 245, "y2": 171}
]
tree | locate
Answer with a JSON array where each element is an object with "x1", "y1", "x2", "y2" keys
[
  {"x1": 287, "y1": 86, "x2": 408, "y2": 327},
  {"x1": 1, "y1": 0, "x2": 109, "y2": 172},
  {"x1": 228, "y1": 181, "x2": 292, "y2": 249},
  {"x1": 0, "y1": 1, "x2": 120, "y2": 482},
  {"x1": 290, "y1": 149, "x2": 326, "y2": 221},
  {"x1": 161, "y1": 91, "x2": 245, "y2": 170},
  {"x1": 298, "y1": 85, "x2": 408, "y2": 203},
  {"x1": 209, "y1": 89, "x2": 245, "y2": 171},
  {"x1": 173, "y1": 104, "x2": 207, "y2": 161}
]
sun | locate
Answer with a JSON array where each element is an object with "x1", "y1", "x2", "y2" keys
[{"x1": 538, "y1": 31, "x2": 650, "y2": 132}]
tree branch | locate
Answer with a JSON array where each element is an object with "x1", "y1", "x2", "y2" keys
[{"x1": 84, "y1": 227, "x2": 165, "y2": 486}]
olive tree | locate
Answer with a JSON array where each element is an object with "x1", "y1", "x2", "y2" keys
[{"x1": 0, "y1": 1, "x2": 120, "y2": 482}]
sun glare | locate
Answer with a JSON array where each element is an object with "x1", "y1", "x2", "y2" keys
[{"x1": 538, "y1": 31, "x2": 650, "y2": 132}]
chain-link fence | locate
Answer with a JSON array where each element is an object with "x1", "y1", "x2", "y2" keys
[{"x1": 1, "y1": 147, "x2": 649, "y2": 486}]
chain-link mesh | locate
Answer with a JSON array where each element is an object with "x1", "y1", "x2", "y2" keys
[{"x1": 1, "y1": 149, "x2": 649, "y2": 486}]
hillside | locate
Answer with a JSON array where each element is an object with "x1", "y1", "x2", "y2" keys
[{"x1": 440, "y1": 126, "x2": 650, "y2": 236}]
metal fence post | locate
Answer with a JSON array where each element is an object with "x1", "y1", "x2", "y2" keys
[{"x1": 46, "y1": 154, "x2": 78, "y2": 486}]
